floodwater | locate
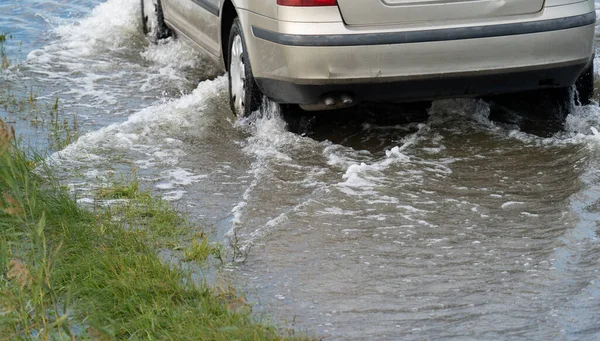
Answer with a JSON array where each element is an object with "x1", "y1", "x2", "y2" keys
[{"x1": 2, "y1": 1, "x2": 600, "y2": 340}]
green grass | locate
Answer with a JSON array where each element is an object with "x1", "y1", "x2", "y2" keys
[
  {"x1": 0, "y1": 119, "x2": 305, "y2": 340},
  {"x1": 184, "y1": 234, "x2": 220, "y2": 264},
  {"x1": 0, "y1": 33, "x2": 11, "y2": 70},
  {"x1": 96, "y1": 171, "x2": 142, "y2": 200},
  {"x1": 48, "y1": 98, "x2": 79, "y2": 151},
  {"x1": 1, "y1": 88, "x2": 80, "y2": 152}
]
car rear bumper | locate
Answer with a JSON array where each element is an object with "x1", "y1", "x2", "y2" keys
[
  {"x1": 239, "y1": 1, "x2": 595, "y2": 104},
  {"x1": 254, "y1": 60, "x2": 592, "y2": 104}
]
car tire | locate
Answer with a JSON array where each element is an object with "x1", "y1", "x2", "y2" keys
[
  {"x1": 228, "y1": 18, "x2": 262, "y2": 118},
  {"x1": 574, "y1": 61, "x2": 595, "y2": 106},
  {"x1": 141, "y1": 0, "x2": 171, "y2": 42}
]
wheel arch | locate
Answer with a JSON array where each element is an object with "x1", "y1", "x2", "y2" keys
[{"x1": 220, "y1": 0, "x2": 238, "y2": 71}]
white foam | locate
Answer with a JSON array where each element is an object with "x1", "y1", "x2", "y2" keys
[
  {"x1": 52, "y1": 76, "x2": 225, "y2": 161},
  {"x1": 316, "y1": 207, "x2": 360, "y2": 216},
  {"x1": 226, "y1": 102, "x2": 341, "y2": 249},
  {"x1": 160, "y1": 168, "x2": 207, "y2": 186},
  {"x1": 139, "y1": 37, "x2": 217, "y2": 92},
  {"x1": 162, "y1": 190, "x2": 186, "y2": 202},
  {"x1": 26, "y1": 0, "x2": 213, "y2": 113},
  {"x1": 324, "y1": 143, "x2": 373, "y2": 169},
  {"x1": 397, "y1": 205, "x2": 430, "y2": 213},
  {"x1": 376, "y1": 225, "x2": 415, "y2": 230},
  {"x1": 366, "y1": 196, "x2": 400, "y2": 205},
  {"x1": 423, "y1": 95, "x2": 600, "y2": 151},
  {"x1": 53, "y1": 0, "x2": 140, "y2": 52},
  {"x1": 238, "y1": 101, "x2": 306, "y2": 162},
  {"x1": 501, "y1": 201, "x2": 525, "y2": 209},
  {"x1": 564, "y1": 104, "x2": 600, "y2": 143},
  {"x1": 142, "y1": 38, "x2": 202, "y2": 70},
  {"x1": 26, "y1": 0, "x2": 140, "y2": 103},
  {"x1": 505, "y1": 98, "x2": 600, "y2": 148},
  {"x1": 229, "y1": 201, "x2": 248, "y2": 229},
  {"x1": 337, "y1": 144, "x2": 412, "y2": 198},
  {"x1": 155, "y1": 168, "x2": 206, "y2": 193},
  {"x1": 49, "y1": 77, "x2": 227, "y2": 202},
  {"x1": 229, "y1": 100, "x2": 326, "y2": 226},
  {"x1": 342, "y1": 163, "x2": 384, "y2": 188},
  {"x1": 227, "y1": 102, "x2": 292, "y2": 236}
]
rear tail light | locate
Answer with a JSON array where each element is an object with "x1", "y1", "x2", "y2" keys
[{"x1": 277, "y1": 0, "x2": 337, "y2": 6}]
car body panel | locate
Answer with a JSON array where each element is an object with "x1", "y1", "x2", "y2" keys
[
  {"x1": 162, "y1": 0, "x2": 220, "y2": 55},
  {"x1": 241, "y1": 1, "x2": 595, "y2": 81},
  {"x1": 336, "y1": 0, "x2": 545, "y2": 26},
  {"x1": 159, "y1": 0, "x2": 596, "y2": 104}
]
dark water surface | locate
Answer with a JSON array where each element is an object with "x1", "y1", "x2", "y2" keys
[{"x1": 2, "y1": 1, "x2": 600, "y2": 340}]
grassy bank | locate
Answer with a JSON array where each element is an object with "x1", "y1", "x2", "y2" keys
[{"x1": 0, "y1": 119, "x2": 300, "y2": 340}]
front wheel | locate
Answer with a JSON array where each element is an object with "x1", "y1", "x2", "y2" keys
[
  {"x1": 141, "y1": 0, "x2": 171, "y2": 42},
  {"x1": 574, "y1": 61, "x2": 595, "y2": 106},
  {"x1": 228, "y1": 18, "x2": 263, "y2": 118}
]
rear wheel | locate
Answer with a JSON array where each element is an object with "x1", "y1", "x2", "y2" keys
[
  {"x1": 574, "y1": 61, "x2": 595, "y2": 106},
  {"x1": 228, "y1": 18, "x2": 262, "y2": 118},
  {"x1": 141, "y1": 0, "x2": 171, "y2": 42}
]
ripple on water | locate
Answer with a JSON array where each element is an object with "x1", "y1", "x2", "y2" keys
[{"x1": 233, "y1": 98, "x2": 600, "y2": 340}]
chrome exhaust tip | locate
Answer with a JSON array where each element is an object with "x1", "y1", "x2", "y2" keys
[
  {"x1": 300, "y1": 93, "x2": 356, "y2": 111},
  {"x1": 341, "y1": 94, "x2": 354, "y2": 105},
  {"x1": 324, "y1": 97, "x2": 336, "y2": 107}
]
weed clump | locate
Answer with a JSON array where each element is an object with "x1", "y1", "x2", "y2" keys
[
  {"x1": 0, "y1": 33, "x2": 11, "y2": 70},
  {"x1": 184, "y1": 233, "x2": 223, "y2": 264}
]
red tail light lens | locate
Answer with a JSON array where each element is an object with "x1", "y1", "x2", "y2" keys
[{"x1": 277, "y1": 0, "x2": 337, "y2": 6}]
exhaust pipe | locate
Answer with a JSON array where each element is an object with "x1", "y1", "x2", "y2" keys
[
  {"x1": 300, "y1": 93, "x2": 356, "y2": 111},
  {"x1": 341, "y1": 94, "x2": 353, "y2": 105},
  {"x1": 324, "y1": 96, "x2": 337, "y2": 107}
]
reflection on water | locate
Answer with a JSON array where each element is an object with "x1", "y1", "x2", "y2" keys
[{"x1": 2, "y1": 0, "x2": 600, "y2": 340}]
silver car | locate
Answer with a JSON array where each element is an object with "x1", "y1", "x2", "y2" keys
[{"x1": 142, "y1": 0, "x2": 596, "y2": 116}]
